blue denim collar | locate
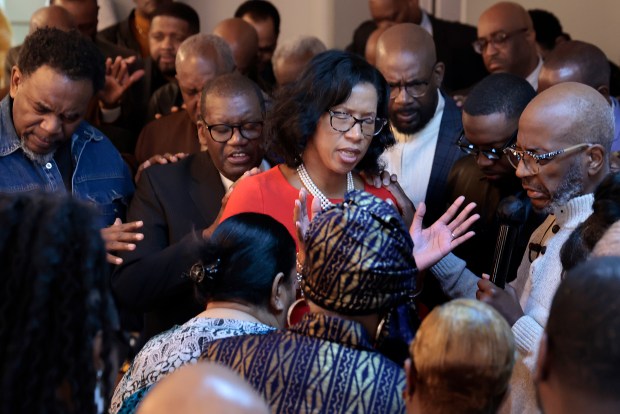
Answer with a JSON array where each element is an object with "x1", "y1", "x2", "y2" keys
[{"x1": 0, "y1": 96, "x2": 22, "y2": 156}]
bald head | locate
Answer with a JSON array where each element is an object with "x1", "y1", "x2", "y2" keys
[
  {"x1": 175, "y1": 34, "x2": 235, "y2": 124},
  {"x1": 376, "y1": 23, "x2": 436, "y2": 65},
  {"x1": 523, "y1": 82, "x2": 613, "y2": 150},
  {"x1": 477, "y1": 2, "x2": 538, "y2": 78},
  {"x1": 365, "y1": 25, "x2": 391, "y2": 66},
  {"x1": 480, "y1": 2, "x2": 533, "y2": 30},
  {"x1": 29, "y1": 6, "x2": 76, "y2": 34},
  {"x1": 52, "y1": 0, "x2": 98, "y2": 39},
  {"x1": 272, "y1": 36, "x2": 326, "y2": 87},
  {"x1": 538, "y1": 41, "x2": 611, "y2": 99},
  {"x1": 137, "y1": 363, "x2": 270, "y2": 414},
  {"x1": 176, "y1": 34, "x2": 235, "y2": 75},
  {"x1": 213, "y1": 18, "x2": 259, "y2": 75}
]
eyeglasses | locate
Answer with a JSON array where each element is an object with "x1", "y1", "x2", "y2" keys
[
  {"x1": 503, "y1": 143, "x2": 592, "y2": 174},
  {"x1": 202, "y1": 122, "x2": 264, "y2": 143},
  {"x1": 472, "y1": 28, "x2": 528, "y2": 54},
  {"x1": 456, "y1": 129, "x2": 517, "y2": 160},
  {"x1": 388, "y1": 67, "x2": 436, "y2": 100},
  {"x1": 327, "y1": 109, "x2": 387, "y2": 138}
]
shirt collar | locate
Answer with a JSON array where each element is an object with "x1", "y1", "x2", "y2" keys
[
  {"x1": 0, "y1": 96, "x2": 22, "y2": 156},
  {"x1": 526, "y1": 57, "x2": 544, "y2": 90},
  {"x1": 419, "y1": 10, "x2": 433, "y2": 36},
  {"x1": 552, "y1": 193, "x2": 594, "y2": 228}
]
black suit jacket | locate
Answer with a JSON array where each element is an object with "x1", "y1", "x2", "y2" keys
[
  {"x1": 423, "y1": 94, "x2": 465, "y2": 225},
  {"x1": 98, "y1": 9, "x2": 142, "y2": 56},
  {"x1": 429, "y1": 15, "x2": 488, "y2": 93},
  {"x1": 112, "y1": 151, "x2": 225, "y2": 339}
]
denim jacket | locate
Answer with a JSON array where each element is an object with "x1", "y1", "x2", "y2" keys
[{"x1": 0, "y1": 96, "x2": 134, "y2": 227}]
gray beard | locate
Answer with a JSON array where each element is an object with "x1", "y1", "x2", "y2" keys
[
  {"x1": 543, "y1": 160, "x2": 584, "y2": 215},
  {"x1": 21, "y1": 139, "x2": 55, "y2": 165}
]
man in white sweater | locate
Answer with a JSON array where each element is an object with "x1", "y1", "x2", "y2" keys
[{"x1": 430, "y1": 82, "x2": 613, "y2": 413}]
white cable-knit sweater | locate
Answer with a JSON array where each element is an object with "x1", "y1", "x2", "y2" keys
[{"x1": 431, "y1": 193, "x2": 594, "y2": 414}]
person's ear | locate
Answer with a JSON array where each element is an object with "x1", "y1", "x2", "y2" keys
[
  {"x1": 9, "y1": 66, "x2": 22, "y2": 99},
  {"x1": 432, "y1": 61, "x2": 445, "y2": 87},
  {"x1": 197, "y1": 120, "x2": 209, "y2": 147},
  {"x1": 596, "y1": 85, "x2": 611, "y2": 101},
  {"x1": 585, "y1": 144, "x2": 606, "y2": 176},
  {"x1": 270, "y1": 272, "x2": 286, "y2": 313}
]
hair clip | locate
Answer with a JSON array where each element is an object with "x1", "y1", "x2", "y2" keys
[{"x1": 188, "y1": 258, "x2": 221, "y2": 283}]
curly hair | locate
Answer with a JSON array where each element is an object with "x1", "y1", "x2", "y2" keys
[
  {"x1": 18, "y1": 27, "x2": 105, "y2": 92},
  {"x1": 0, "y1": 193, "x2": 118, "y2": 413},
  {"x1": 266, "y1": 50, "x2": 395, "y2": 175}
]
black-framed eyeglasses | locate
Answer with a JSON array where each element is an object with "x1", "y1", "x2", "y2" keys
[
  {"x1": 327, "y1": 109, "x2": 387, "y2": 138},
  {"x1": 388, "y1": 64, "x2": 436, "y2": 100},
  {"x1": 503, "y1": 143, "x2": 592, "y2": 174},
  {"x1": 472, "y1": 28, "x2": 528, "y2": 54},
  {"x1": 456, "y1": 129, "x2": 517, "y2": 160},
  {"x1": 202, "y1": 121, "x2": 264, "y2": 143}
]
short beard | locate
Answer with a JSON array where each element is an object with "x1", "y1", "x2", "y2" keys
[
  {"x1": 20, "y1": 139, "x2": 55, "y2": 165},
  {"x1": 389, "y1": 103, "x2": 436, "y2": 136},
  {"x1": 158, "y1": 61, "x2": 176, "y2": 78},
  {"x1": 544, "y1": 160, "x2": 584, "y2": 215}
]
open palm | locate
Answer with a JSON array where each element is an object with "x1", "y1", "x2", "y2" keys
[{"x1": 410, "y1": 196, "x2": 480, "y2": 271}]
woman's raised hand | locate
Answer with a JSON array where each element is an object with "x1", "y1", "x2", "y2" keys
[{"x1": 410, "y1": 196, "x2": 479, "y2": 271}]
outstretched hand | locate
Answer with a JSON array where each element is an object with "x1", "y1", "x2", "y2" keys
[
  {"x1": 293, "y1": 189, "x2": 322, "y2": 264},
  {"x1": 410, "y1": 196, "x2": 479, "y2": 271},
  {"x1": 99, "y1": 55, "x2": 145, "y2": 109},
  {"x1": 101, "y1": 218, "x2": 144, "y2": 265}
]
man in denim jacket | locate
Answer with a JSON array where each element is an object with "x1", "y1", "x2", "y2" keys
[{"x1": 0, "y1": 28, "x2": 138, "y2": 263}]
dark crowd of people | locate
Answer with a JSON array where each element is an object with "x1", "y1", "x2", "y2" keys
[{"x1": 0, "y1": 1, "x2": 619, "y2": 413}]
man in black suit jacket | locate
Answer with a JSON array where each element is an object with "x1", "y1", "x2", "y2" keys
[
  {"x1": 113, "y1": 73, "x2": 268, "y2": 341},
  {"x1": 376, "y1": 23, "x2": 464, "y2": 227},
  {"x1": 98, "y1": 0, "x2": 172, "y2": 58},
  {"x1": 359, "y1": 0, "x2": 487, "y2": 92}
]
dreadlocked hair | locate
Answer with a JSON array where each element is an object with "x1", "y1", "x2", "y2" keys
[{"x1": 0, "y1": 192, "x2": 117, "y2": 413}]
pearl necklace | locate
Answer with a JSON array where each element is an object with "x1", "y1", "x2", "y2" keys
[{"x1": 297, "y1": 164, "x2": 354, "y2": 210}]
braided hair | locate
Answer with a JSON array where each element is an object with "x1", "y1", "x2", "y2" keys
[{"x1": 0, "y1": 193, "x2": 117, "y2": 413}]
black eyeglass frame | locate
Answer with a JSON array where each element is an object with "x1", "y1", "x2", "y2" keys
[
  {"x1": 327, "y1": 109, "x2": 387, "y2": 138},
  {"x1": 387, "y1": 62, "x2": 438, "y2": 100},
  {"x1": 456, "y1": 129, "x2": 518, "y2": 160},
  {"x1": 201, "y1": 121, "x2": 264, "y2": 143},
  {"x1": 472, "y1": 27, "x2": 529, "y2": 54}
]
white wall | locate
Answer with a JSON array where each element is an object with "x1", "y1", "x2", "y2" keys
[
  {"x1": 5, "y1": 0, "x2": 620, "y2": 65},
  {"x1": 181, "y1": 0, "x2": 369, "y2": 49},
  {"x1": 462, "y1": 0, "x2": 620, "y2": 65}
]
